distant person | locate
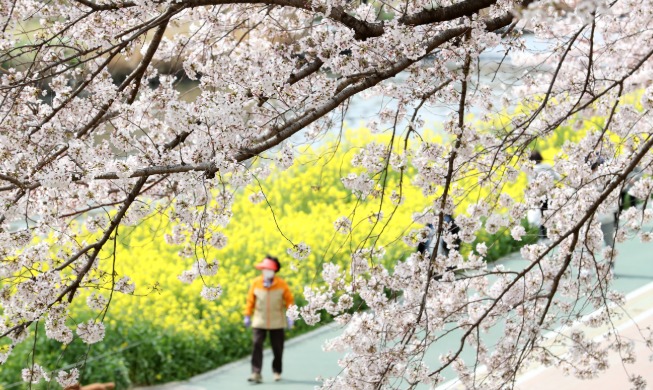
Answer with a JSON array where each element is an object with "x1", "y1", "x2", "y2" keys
[
  {"x1": 443, "y1": 214, "x2": 462, "y2": 256},
  {"x1": 243, "y1": 255, "x2": 294, "y2": 383},
  {"x1": 417, "y1": 215, "x2": 461, "y2": 258},
  {"x1": 527, "y1": 150, "x2": 560, "y2": 239},
  {"x1": 620, "y1": 167, "x2": 643, "y2": 211},
  {"x1": 586, "y1": 153, "x2": 618, "y2": 248}
]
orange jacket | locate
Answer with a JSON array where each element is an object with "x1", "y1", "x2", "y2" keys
[{"x1": 244, "y1": 276, "x2": 294, "y2": 329}]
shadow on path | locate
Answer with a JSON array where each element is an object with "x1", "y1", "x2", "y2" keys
[{"x1": 614, "y1": 273, "x2": 653, "y2": 280}]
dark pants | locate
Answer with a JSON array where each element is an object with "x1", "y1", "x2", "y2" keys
[
  {"x1": 539, "y1": 198, "x2": 549, "y2": 239},
  {"x1": 620, "y1": 191, "x2": 640, "y2": 211},
  {"x1": 251, "y1": 328, "x2": 285, "y2": 374}
]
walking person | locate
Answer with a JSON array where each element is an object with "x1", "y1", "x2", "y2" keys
[
  {"x1": 243, "y1": 255, "x2": 294, "y2": 383},
  {"x1": 527, "y1": 150, "x2": 560, "y2": 239},
  {"x1": 588, "y1": 154, "x2": 619, "y2": 249},
  {"x1": 416, "y1": 215, "x2": 461, "y2": 259},
  {"x1": 619, "y1": 146, "x2": 644, "y2": 212}
]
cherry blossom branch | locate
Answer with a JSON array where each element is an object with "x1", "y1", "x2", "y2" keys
[
  {"x1": 57, "y1": 175, "x2": 168, "y2": 219},
  {"x1": 25, "y1": 42, "x2": 131, "y2": 136},
  {"x1": 30, "y1": 145, "x2": 69, "y2": 176},
  {"x1": 0, "y1": 173, "x2": 25, "y2": 189},
  {"x1": 74, "y1": 0, "x2": 507, "y2": 41},
  {"x1": 403, "y1": 36, "x2": 473, "y2": 348},
  {"x1": 0, "y1": 176, "x2": 147, "y2": 339},
  {"x1": 240, "y1": 10, "x2": 519, "y2": 161},
  {"x1": 399, "y1": 0, "x2": 532, "y2": 27},
  {"x1": 0, "y1": 7, "x2": 527, "y2": 238},
  {"x1": 72, "y1": 0, "x2": 135, "y2": 10},
  {"x1": 13, "y1": 0, "x2": 528, "y2": 169},
  {"x1": 286, "y1": 58, "x2": 324, "y2": 85},
  {"x1": 427, "y1": 134, "x2": 653, "y2": 379},
  {"x1": 0, "y1": 189, "x2": 25, "y2": 227},
  {"x1": 75, "y1": 20, "x2": 170, "y2": 138},
  {"x1": 63, "y1": 176, "x2": 148, "y2": 297}
]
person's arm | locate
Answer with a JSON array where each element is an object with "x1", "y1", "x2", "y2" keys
[
  {"x1": 282, "y1": 282, "x2": 294, "y2": 308},
  {"x1": 244, "y1": 283, "x2": 256, "y2": 316}
]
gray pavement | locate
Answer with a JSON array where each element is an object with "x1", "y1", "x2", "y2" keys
[
  {"x1": 139, "y1": 227, "x2": 653, "y2": 390},
  {"x1": 515, "y1": 282, "x2": 653, "y2": 390},
  {"x1": 137, "y1": 322, "x2": 345, "y2": 390}
]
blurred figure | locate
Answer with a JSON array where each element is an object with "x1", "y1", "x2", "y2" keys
[
  {"x1": 417, "y1": 223, "x2": 436, "y2": 256},
  {"x1": 417, "y1": 215, "x2": 461, "y2": 258},
  {"x1": 586, "y1": 153, "x2": 618, "y2": 248},
  {"x1": 527, "y1": 150, "x2": 560, "y2": 239},
  {"x1": 243, "y1": 255, "x2": 294, "y2": 383},
  {"x1": 620, "y1": 166, "x2": 643, "y2": 211}
]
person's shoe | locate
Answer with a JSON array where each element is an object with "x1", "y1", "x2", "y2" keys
[
  {"x1": 273, "y1": 373, "x2": 282, "y2": 382},
  {"x1": 247, "y1": 373, "x2": 262, "y2": 383}
]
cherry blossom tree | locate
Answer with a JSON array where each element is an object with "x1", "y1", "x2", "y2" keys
[{"x1": 2, "y1": 0, "x2": 653, "y2": 387}]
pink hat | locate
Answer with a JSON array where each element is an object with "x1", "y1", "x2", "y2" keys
[{"x1": 255, "y1": 258, "x2": 278, "y2": 271}]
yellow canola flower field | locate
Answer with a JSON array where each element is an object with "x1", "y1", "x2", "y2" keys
[
  {"x1": 77, "y1": 96, "x2": 648, "y2": 386},
  {"x1": 96, "y1": 129, "x2": 431, "y2": 341},
  {"x1": 90, "y1": 123, "x2": 551, "y2": 343}
]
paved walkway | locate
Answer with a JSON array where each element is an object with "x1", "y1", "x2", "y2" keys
[
  {"x1": 140, "y1": 230, "x2": 653, "y2": 390},
  {"x1": 516, "y1": 282, "x2": 653, "y2": 390},
  {"x1": 138, "y1": 323, "x2": 344, "y2": 389}
]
